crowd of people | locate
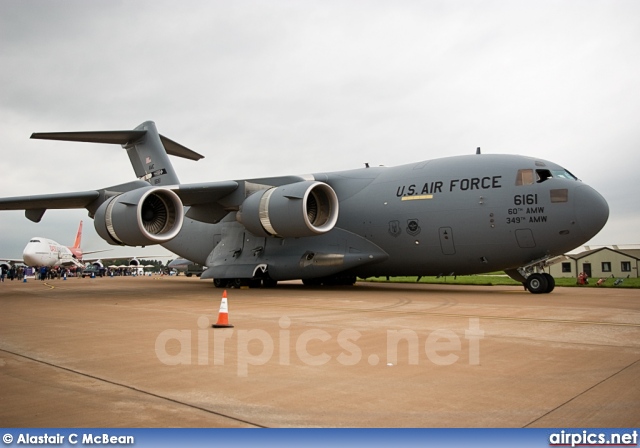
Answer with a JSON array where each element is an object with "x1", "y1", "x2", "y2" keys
[
  {"x1": 36, "y1": 266, "x2": 73, "y2": 280},
  {"x1": 0, "y1": 265, "x2": 70, "y2": 282},
  {"x1": 0, "y1": 265, "x2": 157, "y2": 282},
  {"x1": 0, "y1": 265, "x2": 27, "y2": 282}
]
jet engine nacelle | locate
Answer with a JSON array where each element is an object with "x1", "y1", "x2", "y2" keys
[
  {"x1": 237, "y1": 181, "x2": 339, "y2": 238},
  {"x1": 94, "y1": 186, "x2": 184, "y2": 246}
]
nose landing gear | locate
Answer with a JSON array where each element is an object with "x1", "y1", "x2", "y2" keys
[
  {"x1": 525, "y1": 273, "x2": 555, "y2": 294},
  {"x1": 505, "y1": 257, "x2": 557, "y2": 294}
]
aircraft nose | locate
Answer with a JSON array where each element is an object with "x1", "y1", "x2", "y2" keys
[
  {"x1": 22, "y1": 245, "x2": 38, "y2": 266},
  {"x1": 574, "y1": 184, "x2": 609, "y2": 241}
]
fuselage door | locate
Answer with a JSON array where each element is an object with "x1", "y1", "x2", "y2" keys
[{"x1": 439, "y1": 227, "x2": 455, "y2": 255}]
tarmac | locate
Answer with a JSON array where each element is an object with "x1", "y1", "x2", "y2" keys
[{"x1": 1, "y1": 275, "x2": 638, "y2": 428}]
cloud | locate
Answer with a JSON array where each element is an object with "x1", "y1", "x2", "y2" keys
[{"x1": 1, "y1": 0, "x2": 639, "y2": 259}]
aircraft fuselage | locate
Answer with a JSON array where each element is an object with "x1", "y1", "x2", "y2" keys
[
  {"x1": 163, "y1": 154, "x2": 608, "y2": 281},
  {"x1": 1, "y1": 121, "x2": 608, "y2": 293},
  {"x1": 22, "y1": 238, "x2": 77, "y2": 268}
]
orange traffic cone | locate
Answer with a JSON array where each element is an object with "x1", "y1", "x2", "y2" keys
[{"x1": 212, "y1": 290, "x2": 234, "y2": 328}]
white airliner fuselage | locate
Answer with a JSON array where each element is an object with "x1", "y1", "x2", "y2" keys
[{"x1": 22, "y1": 237, "x2": 82, "y2": 268}]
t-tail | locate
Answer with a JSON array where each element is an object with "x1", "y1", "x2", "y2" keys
[{"x1": 31, "y1": 120, "x2": 204, "y2": 187}]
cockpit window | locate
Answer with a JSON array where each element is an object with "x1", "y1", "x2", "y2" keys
[
  {"x1": 515, "y1": 169, "x2": 534, "y2": 186},
  {"x1": 29, "y1": 239, "x2": 40, "y2": 243},
  {"x1": 517, "y1": 168, "x2": 580, "y2": 185},
  {"x1": 536, "y1": 169, "x2": 552, "y2": 183},
  {"x1": 551, "y1": 169, "x2": 578, "y2": 180},
  {"x1": 536, "y1": 169, "x2": 579, "y2": 183}
]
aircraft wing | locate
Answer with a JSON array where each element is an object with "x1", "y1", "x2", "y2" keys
[
  {"x1": 168, "y1": 258, "x2": 191, "y2": 267},
  {"x1": 0, "y1": 191, "x2": 100, "y2": 223},
  {"x1": 0, "y1": 180, "x2": 240, "y2": 224},
  {"x1": 81, "y1": 249, "x2": 112, "y2": 256},
  {"x1": 173, "y1": 181, "x2": 239, "y2": 205},
  {"x1": 0, "y1": 182, "x2": 239, "y2": 208},
  {"x1": 0, "y1": 258, "x2": 25, "y2": 264},
  {"x1": 0, "y1": 191, "x2": 99, "y2": 210}
]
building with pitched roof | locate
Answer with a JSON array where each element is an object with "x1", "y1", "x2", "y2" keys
[{"x1": 546, "y1": 246, "x2": 640, "y2": 279}]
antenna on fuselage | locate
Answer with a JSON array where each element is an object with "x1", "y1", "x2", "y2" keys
[{"x1": 476, "y1": 147, "x2": 481, "y2": 155}]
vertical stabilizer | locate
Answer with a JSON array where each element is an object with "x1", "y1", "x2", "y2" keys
[
  {"x1": 125, "y1": 121, "x2": 181, "y2": 186},
  {"x1": 73, "y1": 220, "x2": 83, "y2": 249}
]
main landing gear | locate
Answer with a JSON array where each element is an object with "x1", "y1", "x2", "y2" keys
[
  {"x1": 301, "y1": 275, "x2": 357, "y2": 286},
  {"x1": 213, "y1": 274, "x2": 357, "y2": 288}
]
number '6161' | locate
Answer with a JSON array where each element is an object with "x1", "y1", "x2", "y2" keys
[{"x1": 514, "y1": 194, "x2": 538, "y2": 206}]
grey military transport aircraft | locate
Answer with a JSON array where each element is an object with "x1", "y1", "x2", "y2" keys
[{"x1": 0, "y1": 121, "x2": 609, "y2": 293}]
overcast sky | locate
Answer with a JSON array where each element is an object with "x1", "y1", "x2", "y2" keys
[{"x1": 1, "y1": 0, "x2": 638, "y2": 260}]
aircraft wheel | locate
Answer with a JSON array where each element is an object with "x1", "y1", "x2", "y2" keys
[
  {"x1": 543, "y1": 273, "x2": 555, "y2": 293},
  {"x1": 263, "y1": 278, "x2": 278, "y2": 288},
  {"x1": 231, "y1": 278, "x2": 249, "y2": 288},
  {"x1": 213, "y1": 278, "x2": 228, "y2": 288},
  {"x1": 339, "y1": 276, "x2": 357, "y2": 286},
  {"x1": 526, "y1": 273, "x2": 548, "y2": 294}
]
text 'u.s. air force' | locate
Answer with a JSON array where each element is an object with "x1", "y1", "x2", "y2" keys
[{"x1": 396, "y1": 176, "x2": 502, "y2": 197}]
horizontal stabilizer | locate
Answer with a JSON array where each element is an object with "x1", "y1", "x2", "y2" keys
[
  {"x1": 31, "y1": 130, "x2": 204, "y2": 161},
  {"x1": 31, "y1": 130, "x2": 146, "y2": 145},
  {"x1": 159, "y1": 135, "x2": 204, "y2": 161}
]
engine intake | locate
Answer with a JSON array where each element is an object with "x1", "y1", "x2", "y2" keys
[
  {"x1": 94, "y1": 187, "x2": 184, "y2": 246},
  {"x1": 237, "y1": 181, "x2": 339, "y2": 238}
]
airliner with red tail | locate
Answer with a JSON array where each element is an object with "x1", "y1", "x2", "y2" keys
[{"x1": 18, "y1": 221, "x2": 98, "y2": 267}]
